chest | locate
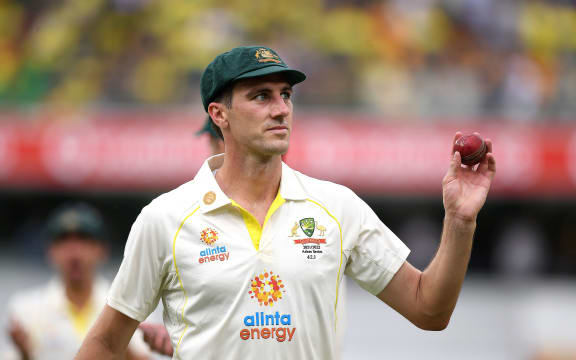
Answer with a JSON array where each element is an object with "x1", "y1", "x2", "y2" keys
[{"x1": 170, "y1": 200, "x2": 344, "y2": 298}]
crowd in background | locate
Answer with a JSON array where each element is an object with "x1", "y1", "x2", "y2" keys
[{"x1": 0, "y1": 0, "x2": 575, "y2": 121}]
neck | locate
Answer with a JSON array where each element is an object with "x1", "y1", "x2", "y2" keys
[
  {"x1": 65, "y1": 278, "x2": 93, "y2": 309},
  {"x1": 216, "y1": 151, "x2": 282, "y2": 208}
]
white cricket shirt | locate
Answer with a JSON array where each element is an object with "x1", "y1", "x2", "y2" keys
[
  {"x1": 3, "y1": 277, "x2": 149, "y2": 360},
  {"x1": 108, "y1": 154, "x2": 410, "y2": 359}
]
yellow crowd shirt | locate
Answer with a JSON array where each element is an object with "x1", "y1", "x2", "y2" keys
[{"x1": 107, "y1": 154, "x2": 410, "y2": 360}]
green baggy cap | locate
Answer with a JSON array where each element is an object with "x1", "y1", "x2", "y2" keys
[
  {"x1": 47, "y1": 203, "x2": 105, "y2": 242},
  {"x1": 201, "y1": 46, "x2": 306, "y2": 111},
  {"x1": 196, "y1": 115, "x2": 222, "y2": 140}
]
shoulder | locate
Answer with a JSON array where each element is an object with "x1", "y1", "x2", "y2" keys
[
  {"x1": 291, "y1": 168, "x2": 360, "y2": 207},
  {"x1": 141, "y1": 179, "x2": 202, "y2": 222},
  {"x1": 6, "y1": 282, "x2": 54, "y2": 316}
]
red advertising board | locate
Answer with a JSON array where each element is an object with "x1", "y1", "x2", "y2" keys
[{"x1": 0, "y1": 112, "x2": 575, "y2": 196}]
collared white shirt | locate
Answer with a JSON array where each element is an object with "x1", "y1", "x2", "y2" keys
[
  {"x1": 108, "y1": 154, "x2": 409, "y2": 359},
  {"x1": 3, "y1": 277, "x2": 149, "y2": 360}
]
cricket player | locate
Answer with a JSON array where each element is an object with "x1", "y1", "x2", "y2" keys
[
  {"x1": 138, "y1": 114, "x2": 348, "y2": 357},
  {"x1": 3, "y1": 203, "x2": 150, "y2": 360},
  {"x1": 76, "y1": 46, "x2": 496, "y2": 359}
]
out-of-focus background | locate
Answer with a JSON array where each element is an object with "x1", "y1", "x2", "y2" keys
[{"x1": 0, "y1": 0, "x2": 575, "y2": 359}]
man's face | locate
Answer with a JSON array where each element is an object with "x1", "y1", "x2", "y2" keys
[
  {"x1": 224, "y1": 73, "x2": 293, "y2": 157},
  {"x1": 48, "y1": 233, "x2": 107, "y2": 286}
]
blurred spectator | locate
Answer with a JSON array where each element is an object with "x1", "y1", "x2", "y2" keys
[
  {"x1": 1, "y1": 203, "x2": 151, "y2": 360},
  {"x1": 0, "y1": 0, "x2": 574, "y2": 120}
]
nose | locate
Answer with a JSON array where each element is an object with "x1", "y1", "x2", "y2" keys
[{"x1": 270, "y1": 94, "x2": 290, "y2": 119}]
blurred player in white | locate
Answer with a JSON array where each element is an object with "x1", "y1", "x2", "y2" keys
[
  {"x1": 77, "y1": 46, "x2": 496, "y2": 359},
  {"x1": 3, "y1": 203, "x2": 150, "y2": 360}
]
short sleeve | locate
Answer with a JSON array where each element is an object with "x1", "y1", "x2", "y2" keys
[
  {"x1": 107, "y1": 207, "x2": 169, "y2": 322},
  {"x1": 343, "y1": 193, "x2": 410, "y2": 295}
]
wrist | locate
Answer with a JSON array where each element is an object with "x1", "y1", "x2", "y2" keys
[{"x1": 444, "y1": 213, "x2": 477, "y2": 228}]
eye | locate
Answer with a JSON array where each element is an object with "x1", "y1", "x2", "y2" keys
[
  {"x1": 254, "y1": 93, "x2": 268, "y2": 101},
  {"x1": 281, "y1": 91, "x2": 292, "y2": 100}
]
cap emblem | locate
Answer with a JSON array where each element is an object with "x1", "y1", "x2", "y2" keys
[{"x1": 255, "y1": 48, "x2": 281, "y2": 64}]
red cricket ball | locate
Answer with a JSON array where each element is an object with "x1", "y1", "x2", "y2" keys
[{"x1": 454, "y1": 134, "x2": 487, "y2": 165}]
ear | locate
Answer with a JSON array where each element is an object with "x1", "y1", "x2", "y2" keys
[{"x1": 208, "y1": 103, "x2": 229, "y2": 131}]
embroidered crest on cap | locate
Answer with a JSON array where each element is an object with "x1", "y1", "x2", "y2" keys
[
  {"x1": 203, "y1": 191, "x2": 216, "y2": 205},
  {"x1": 255, "y1": 48, "x2": 281, "y2": 64}
]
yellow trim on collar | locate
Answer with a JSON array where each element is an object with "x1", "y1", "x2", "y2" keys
[{"x1": 232, "y1": 192, "x2": 285, "y2": 251}]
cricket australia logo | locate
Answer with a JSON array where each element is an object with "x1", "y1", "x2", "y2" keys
[
  {"x1": 255, "y1": 48, "x2": 282, "y2": 64},
  {"x1": 290, "y1": 218, "x2": 327, "y2": 260},
  {"x1": 299, "y1": 218, "x2": 315, "y2": 237}
]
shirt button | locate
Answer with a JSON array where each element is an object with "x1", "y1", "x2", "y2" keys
[{"x1": 203, "y1": 191, "x2": 216, "y2": 205}]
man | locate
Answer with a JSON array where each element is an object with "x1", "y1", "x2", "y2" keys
[
  {"x1": 77, "y1": 46, "x2": 496, "y2": 359},
  {"x1": 4, "y1": 203, "x2": 150, "y2": 360}
]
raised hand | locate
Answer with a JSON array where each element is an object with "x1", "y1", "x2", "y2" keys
[
  {"x1": 442, "y1": 132, "x2": 496, "y2": 222},
  {"x1": 9, "y1": 319, "x2": 32, "y2": 360}
]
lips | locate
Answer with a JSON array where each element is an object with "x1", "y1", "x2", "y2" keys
[{"x1": 267, "y1": 126, "x2": 289, "y2": 131}]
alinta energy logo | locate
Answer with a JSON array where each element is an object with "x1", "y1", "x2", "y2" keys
[
  {"x1": 198, "y1": 227, "x2": 230, "y2": 264},
  {"x1": 249, "y1": 271, "x2": 286, "y2": 306},
  {"x1": 240, "y1": 271, "x2": 296, "y2": 342}
]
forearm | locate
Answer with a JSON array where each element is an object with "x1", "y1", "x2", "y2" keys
[
  {"x1": 418, "y1": 215, "x2": 476, "y2": 319},
  {"x1": 76, "y1": 333, "x2": 124, "y2": 360},
  {"x1": 75, "y1": 305, "x2": 140, "y2": 360}
]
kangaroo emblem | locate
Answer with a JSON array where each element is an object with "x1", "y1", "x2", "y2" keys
[
  {"x1": 315, "y1": 221, "x2": 326, "y2": 236},
  {"x1": 290, "y1": 222, "x2": 299, "y2": 237}
]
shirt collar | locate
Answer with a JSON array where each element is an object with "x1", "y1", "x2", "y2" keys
[
  {"x1": 279, "y1": 162, "x2": 308, "y2": 201},
  {"x1": 195, "y1": 154, "x2": 232, "y2": 213},
  {"x1": 195, "y1": 155, "x2": 308, "y2": 214}
]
